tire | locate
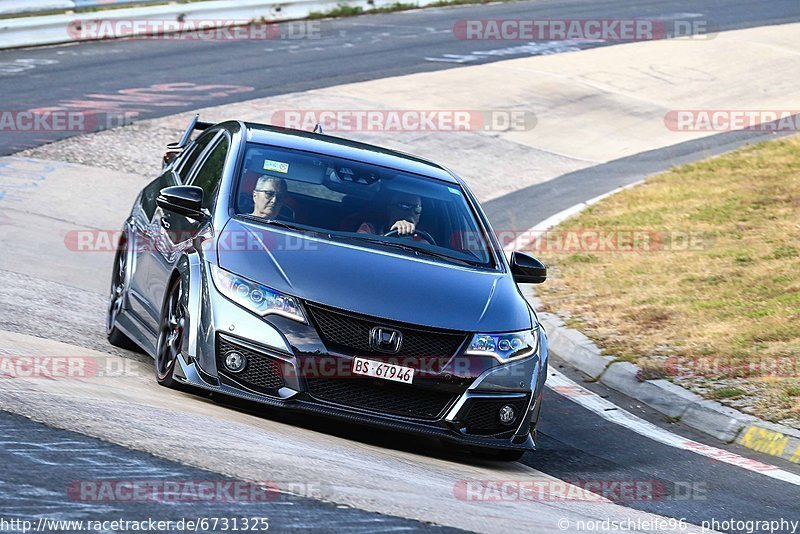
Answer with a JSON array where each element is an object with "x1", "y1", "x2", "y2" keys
[
  {"x1": 106, "y1": 236, "x2": 139, "y2": 351},
  {"x1": 154, "y1": 276, "x2": 186, "y2": 389}
]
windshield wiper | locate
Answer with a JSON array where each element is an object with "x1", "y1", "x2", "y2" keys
[
  {"x1": 350, "y1": 236, "x2": 476, "y2": 266},
  {"x1": 241, "y1": 216, "x2": 329, "y2": 237}
]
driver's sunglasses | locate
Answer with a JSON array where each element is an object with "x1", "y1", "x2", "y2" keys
[
  {"x1": 255, "y1": 189, "x2": 280, "y2": 200},
  {"x1": 394, "y1": 202, "x2": 422, "y2": 214}
]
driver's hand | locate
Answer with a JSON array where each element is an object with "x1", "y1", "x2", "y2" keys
[{"x1": 391, "y1": 219, "x2": 416, "y2": 235}]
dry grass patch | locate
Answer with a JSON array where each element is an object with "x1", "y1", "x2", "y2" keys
[{"x1": 533, "y1": 135, "x2": 800, "y2": 426}]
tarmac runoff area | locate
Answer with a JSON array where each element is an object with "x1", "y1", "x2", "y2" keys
[
  {"x1": 19, "y1": 22, "x2": 800, "y2": 203},
  {"x1": 1, "y1": 22, "x2": 799, "y2": 533}
]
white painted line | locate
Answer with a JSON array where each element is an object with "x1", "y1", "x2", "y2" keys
[
  {"x1": 423, "y1": 54, "x2": 476, "y2": 63},
  {"x1": 424, "y1": 40, "x2": 602, "y2": 64},
  {"x1": 658, "y1": 13, "x2": 705, "y2": 19},
  {"x1": 502, "y1": 179, "x2": 645, "y2": 254},
  {"x1": 547, "y1": 369, "x2": 800, "y2": 487}
]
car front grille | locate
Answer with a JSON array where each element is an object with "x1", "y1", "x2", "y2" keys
[
  {"x1": 216, "y1": 335, "x2": 285, "y2": 395},
  {"x1": 462, "y1": 396, "x2": 530, "y2": 435},
  {"x1": 305, "y1": 376, "x2": 459, "y2": 420},
  {"x1": 305, "y1": 303, "x2": 468, "y2": 369}
]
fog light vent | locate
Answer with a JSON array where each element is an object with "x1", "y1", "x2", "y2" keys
[
  {"x1": 224, "y1": 351, "x2": 247, "y2": 373},
  {"x1": 499, "y1": 404, "x2": 517, "y2": 426}
]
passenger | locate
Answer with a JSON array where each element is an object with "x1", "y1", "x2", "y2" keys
[
  {"x1": 251, "y1": 175, "x2": 290, "y2": 220},
  {"x1": 358, "y1": 192, "x2": 423, "y2": 236}
]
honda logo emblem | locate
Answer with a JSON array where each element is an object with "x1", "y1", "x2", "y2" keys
[{"x1": 369, "y1": 327, "x2": 403, "y2": 354}]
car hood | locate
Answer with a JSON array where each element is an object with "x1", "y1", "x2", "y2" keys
[{"x1": 216, "y1": 219, "x2": 531, "y2": 332}]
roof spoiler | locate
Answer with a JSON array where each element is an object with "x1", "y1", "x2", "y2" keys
[
  {"x1": 166, "y1": 114, "x2": 213, "y2": 151},
  {"x1": 163, "y1": 114, "x2": 213, "y2": 169}
]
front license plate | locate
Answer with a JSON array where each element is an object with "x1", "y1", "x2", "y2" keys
[{"x1": 352, "y1": 357, "x2": 414, "y2": 384}]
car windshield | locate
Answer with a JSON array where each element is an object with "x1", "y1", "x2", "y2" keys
[{"x1": 233, "y1": 143, "x2": 495, "y2": 268}]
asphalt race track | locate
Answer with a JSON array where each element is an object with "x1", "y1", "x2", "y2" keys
[
  {"x1": 1, "y1": 0, "x2": 800, "y2": 532},
  {"x1": 0, "y1": 411, "x2": 463, "y2": 533},
  {"x1": 1, "y1": 0, "x2": 799, "y2": 154}
]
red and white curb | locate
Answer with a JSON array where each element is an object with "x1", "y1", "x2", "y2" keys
[{"x1": 547, "y1": 369, "x2": 800, "y2": 487}]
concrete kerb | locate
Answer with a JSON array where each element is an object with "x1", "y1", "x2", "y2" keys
[
  {"x1": 514, "y1": 186, "x2": 800, "y2": 460},
  {"x1": 536, "y1": 309, "x2": 615, "y2": 380}
]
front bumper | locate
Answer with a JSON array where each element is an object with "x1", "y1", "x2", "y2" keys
[
  {"x1": 176, "y1": 263, "x2": 546, "y2": 452},
  {"x1": 173, "y1": 351, "x2": 538, "y2": 451}
]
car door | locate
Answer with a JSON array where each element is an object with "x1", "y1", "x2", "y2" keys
[
  {"x1": 129, "y1": 129, "x2": 218, "y2": 333},
  {"x1": 148, "y1": 130, "x2": 231, "y2": 323}
]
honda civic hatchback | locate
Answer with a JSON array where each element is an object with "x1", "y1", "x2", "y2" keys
[{"x1": 106, "y1": 116, "x2": 548, "y2": 461}]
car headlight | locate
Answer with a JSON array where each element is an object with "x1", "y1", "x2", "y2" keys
[
  {"x1": 209, "y1": 263, "x2": 306, "y2": 323},
  {"x1": 465, "y1": 329, "x2": 538, "y2": 363}
]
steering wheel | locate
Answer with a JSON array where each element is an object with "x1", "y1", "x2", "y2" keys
[{"x1": 383, "y1": 228, "x2": 437, "y2": 245}]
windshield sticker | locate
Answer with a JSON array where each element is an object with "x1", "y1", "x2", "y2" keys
[
  {"x1": 263, "y1": 159, "x2": 289, "y2": 173},
  {"x1": 448, "y1": 187, "x2": 460, "y2": 195}
]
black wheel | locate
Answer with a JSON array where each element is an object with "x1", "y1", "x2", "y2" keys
[
  {"x1": 155, "y1": 277, "x2": 186, "y2": 389},
  {"x1": 106, "y1": 236, "x2": 138, "y2": 350},
  {"x1": 471, "y1": 448, "x2": 526, "y2": 462}
]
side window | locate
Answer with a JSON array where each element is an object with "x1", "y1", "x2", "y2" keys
[
  {"x1": 190, "y1": 135, "x2": 230, "y2": 210},
  {"x1": 177, "y1": 130, "x2": 216, "y2": 183}
]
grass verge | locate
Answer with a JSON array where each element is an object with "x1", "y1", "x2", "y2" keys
[{"x1": 531, "y1": 135, "x2": 800, "y2": 426}]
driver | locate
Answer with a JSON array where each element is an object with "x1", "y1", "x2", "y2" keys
[
  {"x1": 357, "y1": 192, "x2": 422, "y2": 236},
  {"x1": 251, "y1": 175, "x2": 289, "y2": 220}
]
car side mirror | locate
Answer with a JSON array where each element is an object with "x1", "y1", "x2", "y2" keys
[
  {"x1": 510, "y1": 251, "x2": 546, "y2": 284},
  {"x1": 157, "y1": 185, "x2": 206, "y2": 220}
]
